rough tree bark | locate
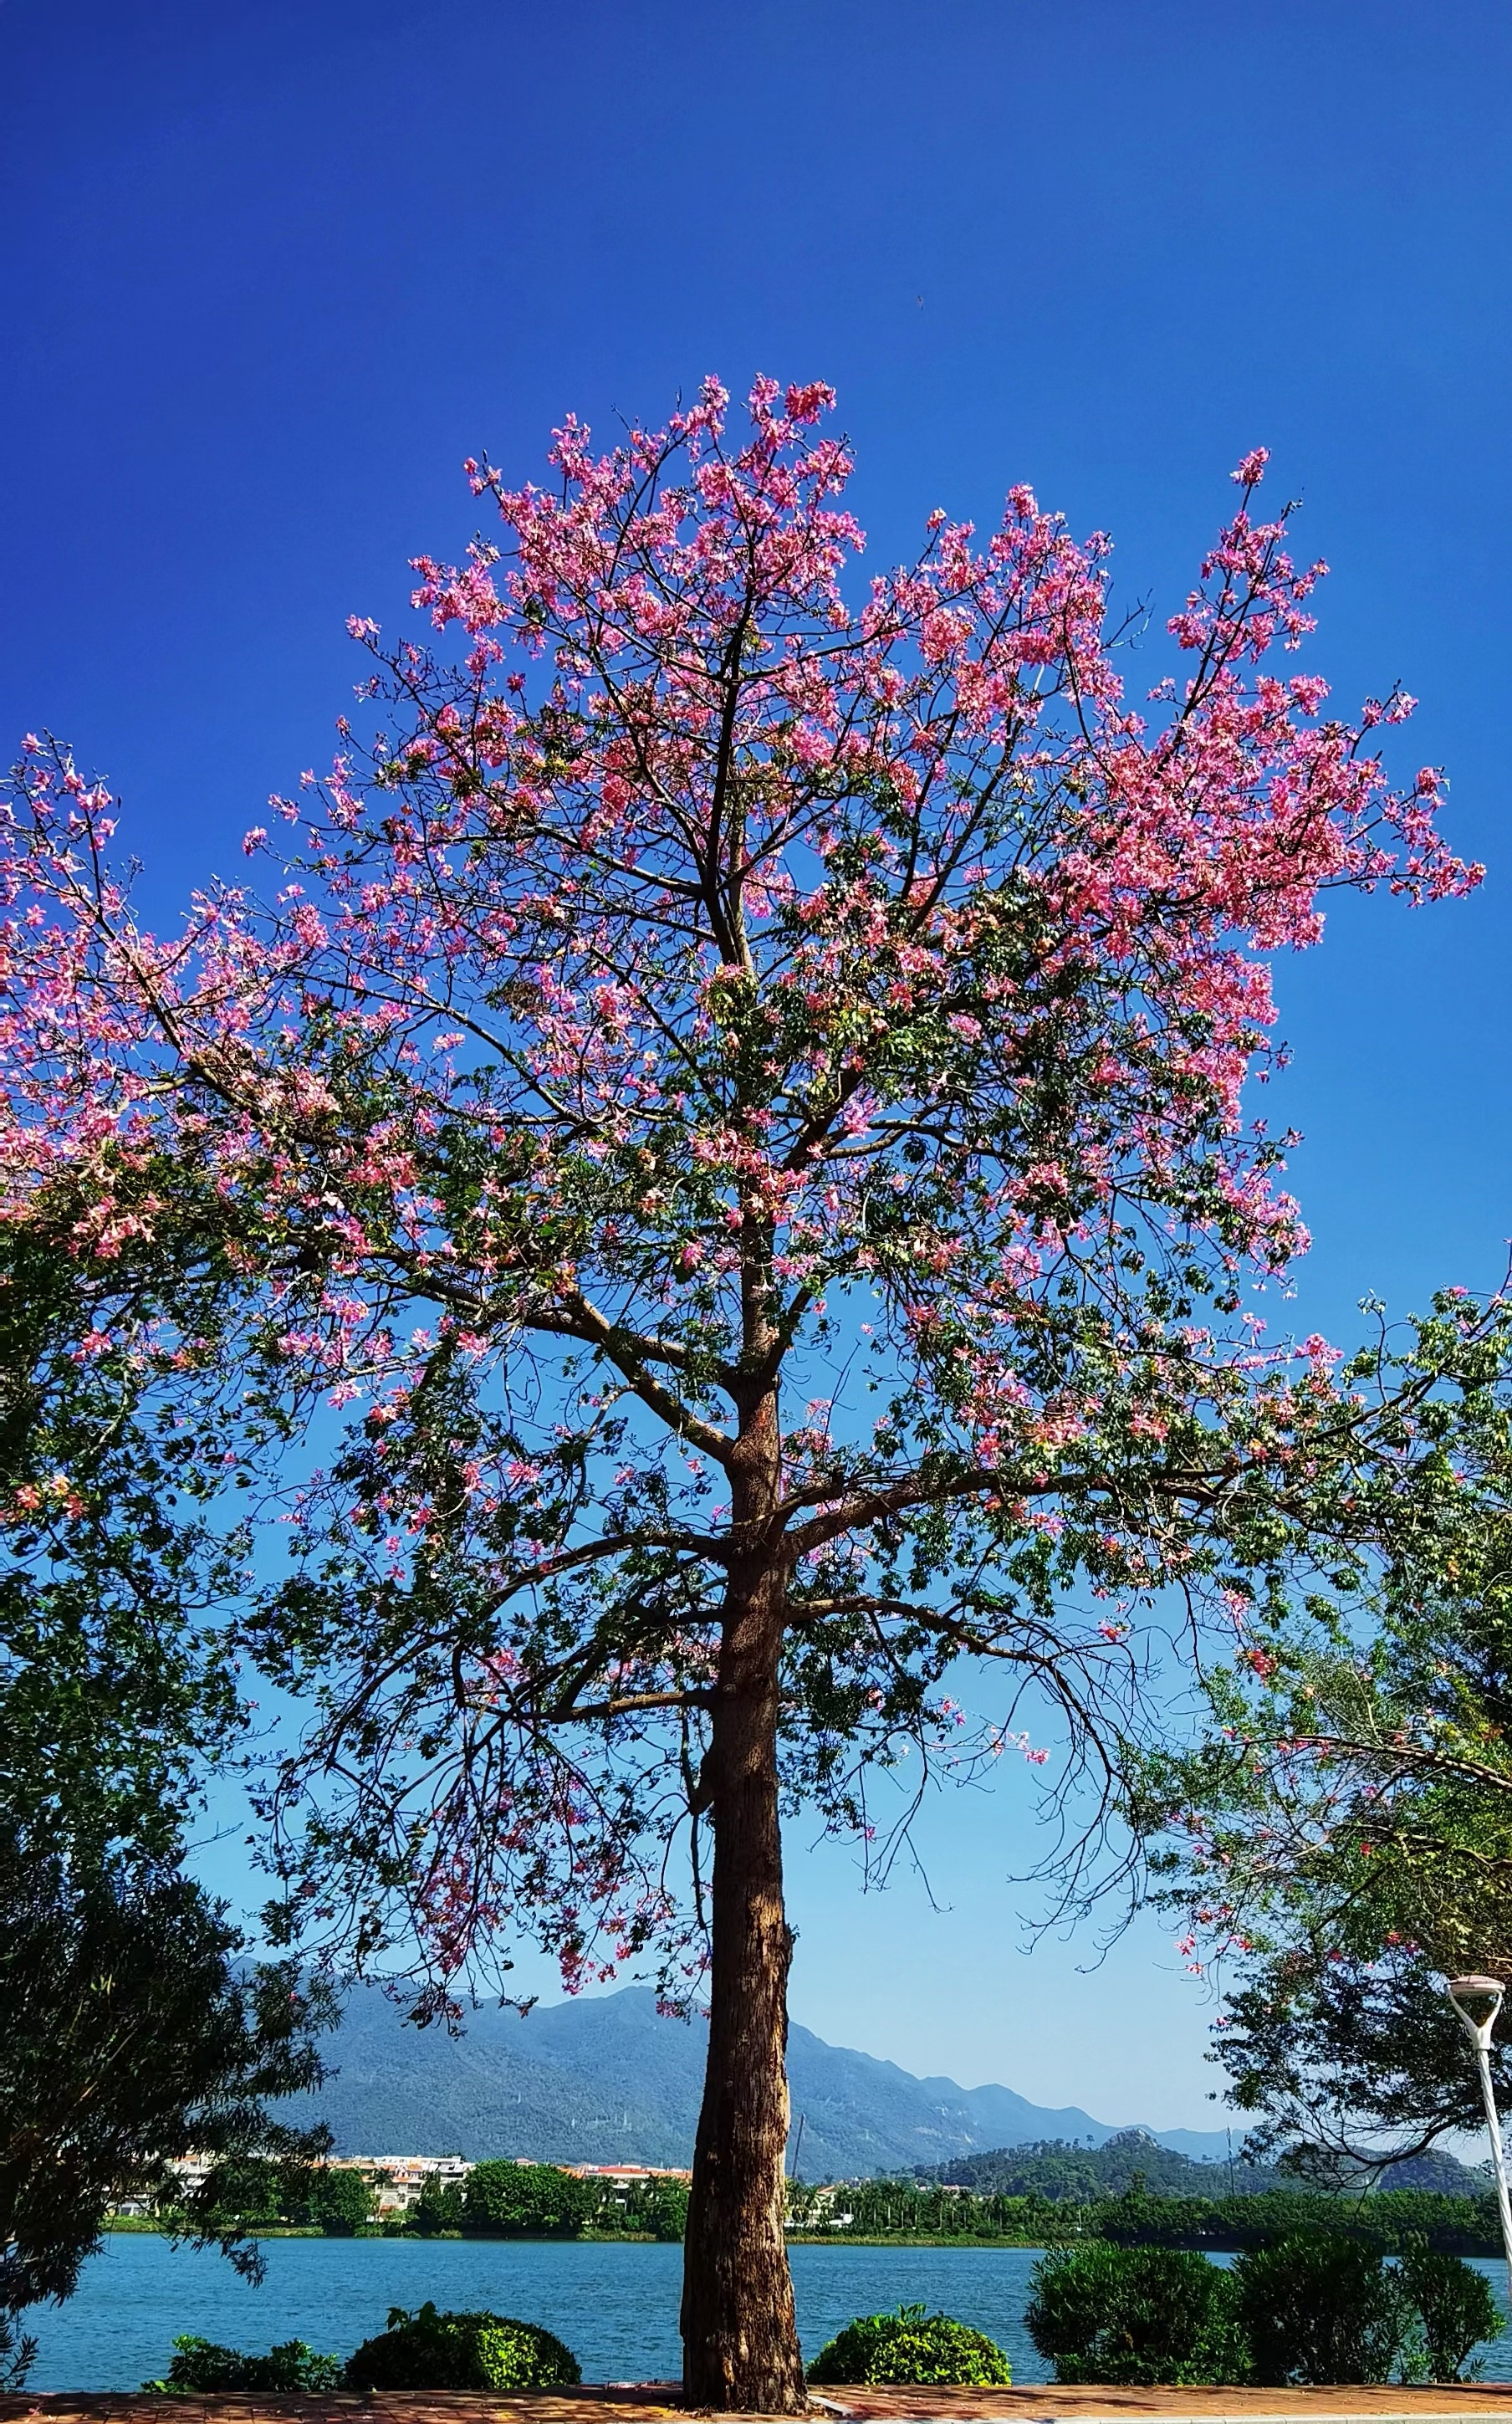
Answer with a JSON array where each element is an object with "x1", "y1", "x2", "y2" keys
[{"x1": 680, "y1": 1385, "x2": 807, "y2": 2411}]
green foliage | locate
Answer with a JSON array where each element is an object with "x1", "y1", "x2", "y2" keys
[
  {"x1": 789, "y1": 2170, "x2": 1504, "y2": 2255},
  {"x1": 303, "y1": 2165, "x2": 375, "y2": 2234},
  {"x1": 188, "y1": 2157, "x2": 285, "y2": 2230},
  {"x1": 807, "y1": 2304, "x2": 1011, "y2": 2387},
  {"x1": 0, "y1": 1215, "x2": 332, "y2": 2375},
  {"x1": 0, "y1": 1842, "x2": 332, "y2": 2320},
  {"x1": 1142, "y1": 1294, "x2": 1512, "y2": 2163},
  {"x1": 343, "y1": 2302, "x2": 580, "y2": 2391},
  {"x1": 1234, "y1": 2234, "x2": 1412, "y2": 2386},
  {"x1": 918, "y1": 2130, "x2": 1280, "y2": 2202},
  {"x1": 462, "y1": 2159, "x2": 598, "y2": 2237},
  {"x1": 1025, "y1": 2234, "x2": 1499, "y2": 2387},
  {"x1": 145, "y1": 2335, "x2": 341, "y2": 2392},
  {"x1": 409, "y1": 2177, "x2": 464, "y2": 2234},
  {"x1": 1397, "y1": 2245, "x2": 1500, "y2": 2381},
  {"x1": 611, "y1": 2176, "x2": 687, "y2": 2240},
  {"x1": 189, "y1": 2156, "x2": 374, "y2": 2236},
  {"x1": 1025, "y1": 2243, "x2": 1250, "y2": 2386}
]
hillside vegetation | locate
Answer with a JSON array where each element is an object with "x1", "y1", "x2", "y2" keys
[{"x1": 912, "y1": 2131, "x2": 1485, "y2": 2202}]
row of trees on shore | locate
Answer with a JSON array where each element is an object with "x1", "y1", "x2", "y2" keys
[
  {"x1": 790, "y1": 2179, "x2": 1510, "y2": 2255},
  {"x1": 175, "y1": 2158, "x2": 688, "y2": 2242},
  {"x1": 175, "y1": 2156, "x2": 1512, "y2": 2258}
]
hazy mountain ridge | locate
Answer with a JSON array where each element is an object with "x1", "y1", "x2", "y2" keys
[{"x1": 293, "y1": 1982, "x2": 1235, "y2": 2181}]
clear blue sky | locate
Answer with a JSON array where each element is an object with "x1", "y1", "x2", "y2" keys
[{"x1": 6, "y1": 0, "x2": 1509, "y2": 2130}]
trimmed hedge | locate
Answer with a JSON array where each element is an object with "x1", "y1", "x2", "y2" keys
[
  {"x1": 808, "y1": 2304, "x2": 1012, "y2": 2386},
  {"x1": 145, "y1": 2335, "x2": 341, "y2": 2391},
  {"x1": 343, "y1": 2302, "x2": 580, "y2": 2392},
  {"x1": 1026, "y1": 2235, "x2": 1501, "y2": 2386},
  {"x1": 1025, "y1": 2243, "x2": 1249, "y2": 2386}
]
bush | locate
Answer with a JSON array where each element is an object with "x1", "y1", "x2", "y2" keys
[
  {"x1": 807, "y1": 2304, "x2": 1011, "y2": 2386},
  {"x1": 146, "y1": 2335, "x2": 341, "y2": 2392},
  {"x1": 1397, "y1": 2247, "x2": 1499, "y2": 2382},
  {"x1": 343, "y1": 2303, "x2": 581, "y2": 2392},
  {"x1": 462, "y1": 2159, "x2": 598, "y2": 2237},
  {"x1": 1025, "y1": 2242, "x2": 1249, "y2": 2386},
  {"x1": 1234, "y1": 2234, "x2": 1411, "y2": 2386}
]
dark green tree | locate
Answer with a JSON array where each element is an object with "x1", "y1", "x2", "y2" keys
[
  {"x1": 462, "y1": 2161, "x2": 598, "y2": 2237},
  {"x1": 616, "y1": 2176, "x2": 689, "y2": 2241},
  {"x1": 410, "y1": 2178, "x2": 464, "y2": 2235},
  {"x1": 305, "y1": 2167, "x2": 376, "y2": 2233},
  {"x1": 1142, "y1": 1290, "x2": 1512, "y2": 2165},
  {"x1": 0, "y1": 1215, "x2": 330, "y2": 2380},
  {"x1": 1, "y1": 1841, "x2": 331, "y2": 2360}
]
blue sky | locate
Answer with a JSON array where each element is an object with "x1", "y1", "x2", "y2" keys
[{"x1": 5, "y1": 0, "x2": 1510, "y2": 2130}]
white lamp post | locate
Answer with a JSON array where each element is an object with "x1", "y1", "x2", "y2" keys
[{"x1": 1446, "y1": 1974, "x2": 1512, "y2": 2312}]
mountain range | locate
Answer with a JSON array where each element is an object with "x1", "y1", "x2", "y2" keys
[{"x1": 289, "y1": 1982, "x2": 1234, "y2": 2182}]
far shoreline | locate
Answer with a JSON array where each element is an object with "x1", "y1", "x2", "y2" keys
[{"x1": 100, "y1": 2222, "x2": 1054, "y2": 2251}]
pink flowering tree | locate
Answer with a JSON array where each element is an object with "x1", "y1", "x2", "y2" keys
[{"x1": 0, "y1": 380, "x2": 1479, "y2": 2407}]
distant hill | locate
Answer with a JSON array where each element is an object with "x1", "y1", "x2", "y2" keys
[
  {"x1": 917, "y1": 2130, "x2": 1491, "y2": 2203},
  {"x1": 289, "y1": 1982, "x2": 1235, "y2": 2182},
  {"x1": 917, "y1": 2129, "x2": 1280, "y2": 2199}
]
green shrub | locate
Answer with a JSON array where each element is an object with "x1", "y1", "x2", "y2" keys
[
  {"x1": 1234, "y1": 2234, "x2": 1412, "y2": 2385},
  {"x1": 145, "y1": 2335, "x2": 341, "y2": 2392},
  {"x1": 1025, "y1": 2242, "x2": 1249, "y2": 2386},
  {"x1": 1397, "y1": 2247, "x2": 1499, "y2": 2382},
  {"x1": 343, "y1": 2302, "x2": 581, "y2": 2392},
  {"x1": 807, "y1": 2304, "x2": 1011, "y2": 2386}
]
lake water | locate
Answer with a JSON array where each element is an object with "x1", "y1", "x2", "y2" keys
[{"x1": 24, "y1": 2237, "x2": 1512, "y2": 2392}]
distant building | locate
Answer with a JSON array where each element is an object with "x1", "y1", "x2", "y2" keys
[{"x1": 559, "y1": 2163, "x2": 692, "y2": 2186}]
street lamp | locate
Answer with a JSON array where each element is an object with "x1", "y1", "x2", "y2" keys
[{"x1": 1446, "y1": 1975, "x2": 1512, "y2": 2312}]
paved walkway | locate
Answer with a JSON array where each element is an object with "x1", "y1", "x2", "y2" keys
[{"x1": 8, "y1": 2390, "x2": 1512, "y2": 2424}]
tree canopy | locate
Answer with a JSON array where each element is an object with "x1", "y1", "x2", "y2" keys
[
  {"x1": 0, "y1": 377, "x2": 1477, "y2": 2406},
  {"x1": 1143, "y1": 1290, "x2": 1512, "y2": 2164},
  {"x1": 0, "y1": 1219, "x2": 330, "y2": 2383}
]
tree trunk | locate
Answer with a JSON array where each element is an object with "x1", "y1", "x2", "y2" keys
[{"x1": 681, "y1": 1398, "x2": 806, "y2": 2411}]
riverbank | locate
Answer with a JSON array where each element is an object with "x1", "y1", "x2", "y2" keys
[{"x1": 100, "y1": 2227, "x2": 1039, "y2": 2251}]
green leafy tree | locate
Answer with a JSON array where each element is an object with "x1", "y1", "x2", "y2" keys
[
  {"x1": 616, "y1": 2176, "x2": 689, "y2": 2240},
  {"x1": 1397, "y1": 2247, "x2": 1499, "y2": 2382},
  {"x1": 1, "y1": 1844, "x2": 331, "y2": 2370},
  {"x1": 1142, "y1": 1292, "x2": 1512, "y2": 2166},
  {"x1": 191, "y1": 2157, "x2": 288, "y2": 2231},
  {"x1": 304, "y1": 2166, "x2": 375, "y2": 2234},
  {"x1": 1234, "y1": 2235, "x2": 1412, "y2": 2386},
  {"x1": 410, "y1": 2177, "x2": 464, "y2": 2234},
  {"x1": 0, "y1": 1220, "x2": 330, "y2": 2381},
  {"x1": 462, "y1": 2161, "x2": 597, "y2": 2237}
]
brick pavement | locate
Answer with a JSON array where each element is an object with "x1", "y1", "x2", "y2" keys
[{"x1": 8, "y1": 2390, "x2": 1512, "y2": 2424}]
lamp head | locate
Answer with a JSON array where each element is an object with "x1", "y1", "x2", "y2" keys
[{"x1": 1448, "y1": 1974, "x2": 1504, "y2": 2050}]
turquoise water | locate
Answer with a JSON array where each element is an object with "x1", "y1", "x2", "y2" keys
[{"x1": 23, "y1": 2237, "x2": 1512, "y2": 2393}]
